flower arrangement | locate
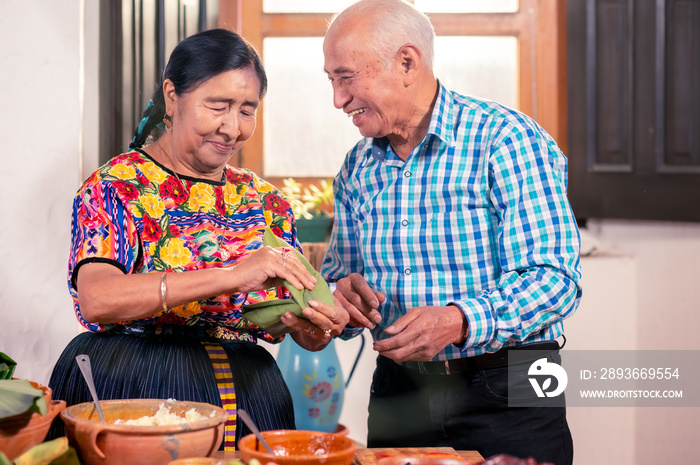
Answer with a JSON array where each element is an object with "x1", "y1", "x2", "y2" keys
[
  {"x1": 280, "y1": 178, "x2": 334, "y2": 243},
  {"x1": 280, "y1": 178, "x2": 334, "y2": 220}
]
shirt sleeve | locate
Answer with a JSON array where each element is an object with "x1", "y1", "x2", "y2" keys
[
  {"x1": 320, "y1": 150, "x2": 369, "y2": 340},
  {"x1": 68, "y1": 178, "x2": 140, "y2": 331},
  {"x1": 320, "y1": 153, "x2": 366, "y2": 282},
  {"x1": 451, "y1": 119, "x2": 583, "y2": 352}
]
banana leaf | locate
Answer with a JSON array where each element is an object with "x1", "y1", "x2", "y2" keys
[
  {"x1": 262, "y1": 227, "x2": 334, "y2": 308},
  {"x1": 0, "y1": 352, "x2": 16, "y2": 380},
  {"x1": 240, "y1": 227, "x2": 334, "y2": 336},
  {"x1": 0, "y1": 379, "x2": 47, "y2": 419}
]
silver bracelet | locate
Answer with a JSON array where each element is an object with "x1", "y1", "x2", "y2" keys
[{"x1": 160, "y1": 272, "x2": 168, "y2": 312}]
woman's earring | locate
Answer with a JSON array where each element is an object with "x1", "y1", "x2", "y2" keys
[{"x1": 163, "y1": 114, "x2": 173, "y2": 129}]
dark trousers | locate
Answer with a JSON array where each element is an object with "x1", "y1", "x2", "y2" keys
[{"x1": 367, "y1": 352, "x2": 573, "y2": 465}]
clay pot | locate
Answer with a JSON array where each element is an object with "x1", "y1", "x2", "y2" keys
[
  {"x1": 0, "y1": 381, "x2": 66, "y2": 461},
  {"x1": 334, "y1": 423, "x2": 349, "y2": 436},
  {"x1": 60, "y1": 399, "x2": 228, "y2": 465},
  {"x1": 238, "y1": 429, "x2": 356, "y2": 465}
]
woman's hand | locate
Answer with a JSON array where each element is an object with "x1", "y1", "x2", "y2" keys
[
  {"x1": 283, "y1": 297, "x2": 350, "y2": 351},
  {"x1": 226, "y1": 246, "x2": 317, "y2": 294}
]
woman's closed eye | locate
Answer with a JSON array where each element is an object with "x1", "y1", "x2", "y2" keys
[{"x1": 206, "y1": 105, "x2": 227, "y2": 112}]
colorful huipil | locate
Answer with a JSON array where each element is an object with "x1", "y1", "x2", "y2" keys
[{"x1": 68, "y1": 149, "x2": 296, "y2": 341}]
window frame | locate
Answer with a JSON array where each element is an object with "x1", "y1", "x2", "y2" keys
[{"x1": 218, "y1": 0, "x2": 567, "y2": 187}]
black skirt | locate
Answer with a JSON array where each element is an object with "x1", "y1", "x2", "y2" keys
[{"x1": 48, "y1": 328, "x2": 295, "y2": 448}]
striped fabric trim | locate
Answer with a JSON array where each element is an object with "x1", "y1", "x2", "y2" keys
[{"x1": 202, "y1": 343, "x2": 237, "y2": 451}]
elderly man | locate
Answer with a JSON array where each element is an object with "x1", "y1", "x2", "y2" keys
[{"x1": 320, "y1": 1, "x2": 581, "y2": 464}]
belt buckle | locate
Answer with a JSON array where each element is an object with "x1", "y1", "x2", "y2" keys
[{"x1": 415, "y1": 361, "x2": 451, "y2": 375}]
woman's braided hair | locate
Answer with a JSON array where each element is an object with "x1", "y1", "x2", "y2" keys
[{"x1": 129, "y1": 28, "x2": 267, "y2": 149}]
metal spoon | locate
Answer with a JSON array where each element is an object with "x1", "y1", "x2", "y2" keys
[
  {"x1": 238, "y1": 409, "x2": 275, "y2": 455},
  {"x1": 75, "y1": 354, "x2": 106, "y2": 423}
]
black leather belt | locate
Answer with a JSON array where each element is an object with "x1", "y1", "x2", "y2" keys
[{"x1": 399, "y1": 340, "x2": 560, "y2": 375}]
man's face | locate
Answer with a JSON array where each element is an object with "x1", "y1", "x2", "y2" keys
[{"x1": 323, "y1": 26, "x2": 405, "y2": 139}]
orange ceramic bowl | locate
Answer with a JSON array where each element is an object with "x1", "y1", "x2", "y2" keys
[
  {"x1": 0, "y1": 381, "x2": 65, "y2": 461},
  {"x1": 238, "y1": 429, "x2": 356, "y2": 465},
  {"x1": 168, "y1": 459, "x2": 228, "y2": 465},
  {"x1": 60, "y1": 399, "x2": 228, "y2": 465}
]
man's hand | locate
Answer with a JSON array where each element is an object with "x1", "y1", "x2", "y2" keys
[
  {"x1": 333, "y1": 273, "x2": 386, "y2": 329},
  {"x1": 373, "y1": 305, "x2": 468, "y2": 362}
]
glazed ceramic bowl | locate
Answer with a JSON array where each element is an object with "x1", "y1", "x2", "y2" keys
[
  {"x1": 238, "y1": 429, "x2": 356, "y2": 465},
  {"x1": 60, "y1": 399, "x2": 228, "y2": 465},
  {"x1": 0, "y1": 381, "x2": 65, "y2": 461}
]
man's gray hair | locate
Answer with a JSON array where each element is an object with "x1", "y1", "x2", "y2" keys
[{"x1": 329, "y1": 0, "x2": 435, "y2": 70}]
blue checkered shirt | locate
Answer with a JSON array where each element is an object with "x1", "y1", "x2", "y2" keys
[{"x1": 320, "y1": 82, "x2": 582, "y2": 361}]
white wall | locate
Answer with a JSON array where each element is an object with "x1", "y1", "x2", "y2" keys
[
  {"x1": 0, "y1": 0, "x2": 91, "y2": 384},
  {"x1": 565, "y1": 220, "x2": 700, "y2": 464},
  {"x1": 1, "y1": 1, "x2": 698, "y2": 461}
]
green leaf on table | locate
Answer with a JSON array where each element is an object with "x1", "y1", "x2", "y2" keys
[
  {"x1": 0, "y1": 352, "x2": 17, "y2": 379},
  {"x1": 0, "y1": 379, "x2": 47, "y2": 418}
]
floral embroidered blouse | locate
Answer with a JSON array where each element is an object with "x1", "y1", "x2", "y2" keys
[{"x1": 68, "y1": 149, "x2": 296, "y2": 341}]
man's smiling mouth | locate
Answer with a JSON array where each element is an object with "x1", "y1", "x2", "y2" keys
[{"x1": 348, "y1": 108, "x2": 366, "y2": 117}]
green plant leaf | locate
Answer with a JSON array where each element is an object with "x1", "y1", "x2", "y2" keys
[
  {"x1": 0, "y1": 352, "x2": 16, "y2": 380},
  {"x1": 0, "y1": 379, "x2": 47, "y2": 419},
  {"x1": 0, "y1": 451, "x2": 12, "y2": 465}
]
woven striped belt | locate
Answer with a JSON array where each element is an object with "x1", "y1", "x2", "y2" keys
[{"x1": 202, "y1": 343, "x2": 237, "y2": 451}]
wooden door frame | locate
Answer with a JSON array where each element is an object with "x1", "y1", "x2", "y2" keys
[{"x1": 218, "y1": 0, "x2": 567, "y2": 184}]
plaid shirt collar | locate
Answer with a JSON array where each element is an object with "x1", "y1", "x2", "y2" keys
[{"x1": 361, "y1": 81, "x2": 456, "y2": 164}]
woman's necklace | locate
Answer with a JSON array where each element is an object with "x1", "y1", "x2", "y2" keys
[{"x1": 157, "y1": 144, "x2": 232, "y2": 261}]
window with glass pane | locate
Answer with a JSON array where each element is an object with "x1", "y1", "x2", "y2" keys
[
  {"x1": 263, "y1": 0, "x2": 357, "y2": 13},
  {"x1": 263, "y1": 37, "x2": 361, "y2": 178},
  {"x1": 415, "y1": 0, "x2": 518, "y2": 13},
  {"x1": 434, "y1": 36, "x2": 517, "y2": 108},
  {"x1": 262, "y1": 35, "x2": 518, "y2": 178}
]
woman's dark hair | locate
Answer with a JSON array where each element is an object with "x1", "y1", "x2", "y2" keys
[{"x1": 129, "y1": 28, "x2": 267, "y2": 149}]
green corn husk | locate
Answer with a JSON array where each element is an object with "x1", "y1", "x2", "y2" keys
[
  {"x1": 239, "y1": 227, "x2": 334, "y2": 336},
  {"x1": 0, "y1": 378, "x2": 47, "y2": 419},
  {"x1": 13, "y1": 437, "x2": 81, "y2": 465}
]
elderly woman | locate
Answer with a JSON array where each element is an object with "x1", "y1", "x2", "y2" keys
[{"x1": 48, "y1": 28, "x2": 347, "y2": 449}]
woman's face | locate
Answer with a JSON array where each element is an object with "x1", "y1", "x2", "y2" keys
[{"x1": 165, "y1": 67, "x2": 261, "y2": 175}]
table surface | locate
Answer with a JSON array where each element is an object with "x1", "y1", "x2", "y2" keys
[{"x1": 212, "y1": 447, "x2": 484, "y2": 464}]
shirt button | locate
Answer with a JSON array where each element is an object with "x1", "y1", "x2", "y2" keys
[
  {"x1": 404, "y1": 268, "x2": 411, "y2": 275},
  {"x1": 404, "y1": 170, "x2": 412, "y2": 178},
  {"x1": 401, "y1": 219, "x2": 409, "y2": 226}
]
